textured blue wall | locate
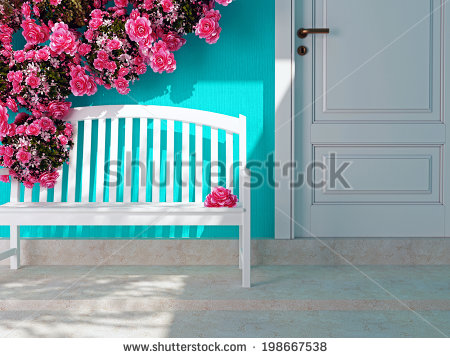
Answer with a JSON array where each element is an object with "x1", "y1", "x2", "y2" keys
[{"x1": 0, "y1": 0, "x2": 275, "y2": 239}]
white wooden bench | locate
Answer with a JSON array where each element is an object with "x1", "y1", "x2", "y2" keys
[{"x1": 0, "y1": 105, "x2": 251, "y2": 287}]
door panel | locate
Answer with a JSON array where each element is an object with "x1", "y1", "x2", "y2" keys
[
  {"x1": 314, "y1": 146, "x2": 441, "y2": 203},
  {"x1": 294, "y1": 0, "x2": 447, "y2": 237},
  {"x1": 317, "y1": 0, "x2": 437, "y2": 118}
]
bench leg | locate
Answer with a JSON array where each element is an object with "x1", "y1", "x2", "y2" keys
[
  {"x1": 10, "y1": 226, "x2": 20, "y2": 270},
  {"x1": 242, "y1": 221, "x2": 251, "y2": 288},
  {"x1": 239, "y1": 226, "x2": 243, "y2": 270}
]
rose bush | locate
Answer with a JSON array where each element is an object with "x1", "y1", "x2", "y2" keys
[{"x1": 0, "y1": 0, "x2": 234, "y2": 187}]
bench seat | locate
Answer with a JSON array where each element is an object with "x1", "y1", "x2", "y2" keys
[{"x1": 0, "y1": 203, "x2": 245, "y2": 226}]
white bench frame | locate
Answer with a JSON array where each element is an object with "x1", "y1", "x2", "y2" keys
[{"x1": 0, "y1": 105, "x2": 251, "y2": 287}]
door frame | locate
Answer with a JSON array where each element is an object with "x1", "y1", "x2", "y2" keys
[{"x1": 275, "y1": 0, "x2": 296, "y2": 239}]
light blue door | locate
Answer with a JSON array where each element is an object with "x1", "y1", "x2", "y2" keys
[{"x1": 295, "y1": 0, "x2": 450, "y2": 237}]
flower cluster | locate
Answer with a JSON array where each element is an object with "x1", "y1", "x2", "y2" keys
[
  {"x1": 9, "y1": 46, "x2": 77, "y2": 116},
  {"x1": 204, "y1": 187, "x2": 238, "y2": 208},
  {"x1": 32, "y1": 0, "x2": 108, "y2": 29},
  {"x1": 0, "y1": 106, "x2": 74, "y2": 188},
  {"x1": 82, "y1": 8, "x2": 151, "y2": 94},
  {"x1": 0, "y1": 0, "x2": 23, "y2": 32}
]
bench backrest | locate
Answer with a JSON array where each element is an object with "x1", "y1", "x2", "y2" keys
[{"x1": 9, "y1": 105, "x2": 246, "y2": 204}]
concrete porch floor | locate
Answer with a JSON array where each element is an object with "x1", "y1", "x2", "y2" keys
[{"x1": 0, "y1": 265, "x2": 449, "y2": 338}]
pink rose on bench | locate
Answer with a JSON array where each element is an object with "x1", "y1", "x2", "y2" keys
[{"x1": 204, "y1": 187, "x2": 238, "y2": 208}]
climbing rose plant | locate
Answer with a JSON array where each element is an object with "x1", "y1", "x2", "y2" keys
[{"x1": 0, "y1": 0, "x2": 233, "y2": 186}]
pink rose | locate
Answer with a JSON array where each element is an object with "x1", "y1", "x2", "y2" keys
[
  {"x1": 21, "y1": 3, "x2": 31, "y2": 18},
  {"x1": 13, "y1": 71, "x2": 23, "y2": 83},
  {"x1": 57, "y1": 135, "x2": 68, "y2": 145},
  {"x1": 97, "y1": 50, "x2": 109, "y2": 61},
  {"x1": 26, "y1": 123, "x2": 40, "y2": 136},
  {"x1": 4, "y1": 147, "x2": 14, "y2": 157},
  {"x1": 39, "y1": 171, "x2": 59, "y2": 189},
  {"x1": 107, "y1": 39, "x2": 122, "y2": 51},
  {"x1": 106, "y1": 61, "x2": 117, "y2": 72},
  {"x1": 50, "y1": 0, "x2": 62, "y2": 5},
  {"x1": 38, "y1": 117, "x2": 54, "y2": 131},
  {"x1": 161, "y1": 0, "x2": 174, "y2": 12},
  {"x1": 150, "y1": 47, "x2": 176, "y2": 74},
  {"x1": 26, "y1": 50, "x2": 36, "y2": 60},
  {"x1": 36, "y1": 47, "x2": 50, "y2": 61},
  {"x1": 17, "y1": 149, "x2": 32, "y2": 163},
  {"x1": 15, "y1": 125, "x2": 26, "y2": 134},
  {"x1": 89, "y1": 18, "x2": 103, "y2": 31},
  {"x1": 195, "y1": 17, "x2": 216, "y2": 39},
  {"x1": 26, "y1": 75, "x2": 41, "y2": 89},
  {"x1": 195, "y1": 10, "x2": 222, "y2": 44},
  {"x1": 23, "y1": 181, "x2": 34, "y2": 189},
  {"x1": 91, "y1": 9, "x2": 103, "y2": 19},
  {"x1": 114, "y1": 0, "x2": 128, "y2": 8},
  {"x1": 6, "y1": 98, "x2": 17, "y2": 113},
  {"x1": 125, "y1": 16, "x2": 152, "y2": 43},
  {"x1": 205, "y1": 27, "x2": 221, "y2": 44},
  {"x1": 114, "y1": 77, "x2": 130, "y2": 95},
  {"x1": 7, "y1": 124, "x2": 16, "y2": 137},
  {"x1": 70, "y1": 76, "x2": 89, "y2": 96},
  {"x1": 70, "y1": 65, "x2": 86, "y2": 78},
  {"x1": 2, "y1": 156, "x2": 13, "y2": 167},
  {"x1": 216, "y1": 0, "x2": 232, "y2": 6},
  {"x1": 13, "y1": 50, "x2": 26, "y2": 63},
  {"x1": 0, "y1": 105, "x2": 8, "y2": 123},
  {"x1": 64, "y1": 122, "x2": 73, "y2": 137},
  {"x1": 22, "y1": 19, "x2": 49, "y2": 46},
  {"x1": 118, "y1": 67, "x2": 129, "y2": 77},
  {"x1": 0, "y1": 175, "x2": 9, "y2": 183},
  {"x1": 78, "y1": 43, "x2": 92, "y2": 56},
  {"x1": 93, "y1": 58, "x2": 105, "y2": 70},
  {"x1": 204, "y1": 187, "x2": 238, "y2": 208},
  {"x1": 136, "y1": 64, "x2": 147, "y2": 75},
  {"x1": 162, "y1": 32, "x2": 186, "y2": 52},
  {"x1": 50, "y1": 22, "x2": 78, "y2": 56},
  {"x1": 48, "y1": 102, "x2": 71, "y2": 120},
  {"x1": 84, "y1": 29, "x2": 95, "y2": 42}
]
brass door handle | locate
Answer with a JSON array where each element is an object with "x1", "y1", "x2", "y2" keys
[{"x1": 297, "y1": 28, "x2": 330, "y2": 38}]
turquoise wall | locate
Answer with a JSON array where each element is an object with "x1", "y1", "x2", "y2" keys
[{"x1": 0, "y1": 0, "x2": 275, "y2": 239}]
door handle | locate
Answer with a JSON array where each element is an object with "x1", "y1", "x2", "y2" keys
[{"x1": 297, "y1": 28, "x2": 330, "y2": 38}]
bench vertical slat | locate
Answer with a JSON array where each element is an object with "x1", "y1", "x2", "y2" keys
[
  {"x1": 24, "y1": 187, "x2": 32, "y2": 203},
  {"x1": 124, "y1": 118, "x2": 133, "y2": 203},
  {"x1": 210, "y1": 128, "x2": 219, "y2": 189},
  {"x1": 53, "y1": 169, "x2": 63, "y2": 202},
  {"x1": 152, "y1": 118, "x2": 161, "y2": 202},
  {"x1": 81, "y1": 120, "x2": 92, "y2": 202},
  {"x1": 182, "y1": 122, "x2": 190, "y2": 202},
  {"x1": 96, "y1": 119, "x2": 106, "y2": 202},
  {"x1": 109, "y1": 118, "x2": 119, "y2": 203},
  {"x1": 139, "y1": 118, "x2": 148, "y2": 202},
  {"x1": 10, "y1": 180, "x2": 20, "y2": 203},
  {"x1": 195, "y1": 125, "x2": 203, "y2": 203},
  {"x1": 226, "y1": 132, "x2": 234, "y2": 193},
  {"x1": 166, "y1": 119, "x2": 174, "y2": 203},
  {"x1": 37, "y1": 185, "x2": 45, "y2": 203},
  {"x1": 67, "y1": 121, "x2": 79, "y2": 202}
]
